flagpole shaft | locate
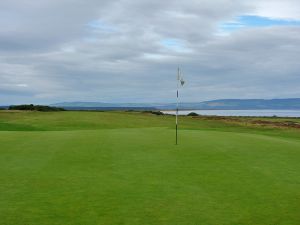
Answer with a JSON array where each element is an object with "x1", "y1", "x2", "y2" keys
[{"x1": 176, "y1": 67, "x2": 179, "y2": 145}]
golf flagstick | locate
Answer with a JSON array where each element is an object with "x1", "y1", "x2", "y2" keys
[{"x1": 176, "y1": 67, "x2": 185, "y2": 145}]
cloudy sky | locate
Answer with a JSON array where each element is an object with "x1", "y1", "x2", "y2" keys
[{"x1": 1, "y1": 0, "x2": 300, "y2": 104}]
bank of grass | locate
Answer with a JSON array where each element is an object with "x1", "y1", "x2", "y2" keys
[{"x1": 0, "y1": 110, "x2": 300, "y2": 225}]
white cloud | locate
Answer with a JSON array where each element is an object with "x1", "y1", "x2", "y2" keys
[{"x1": 251, "y1": 0, "x2": 300, "y2": 20}]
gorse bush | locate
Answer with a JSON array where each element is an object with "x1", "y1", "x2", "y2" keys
[
  {"x1": 142, "y1": 110, "x2": 164, "y2": 116},
  {"x1": 187, "y1": 112, "x2": 199, "y2": 116},
  {"x1": 9, "y1": 104, "x2": 65, "y2": 112}
]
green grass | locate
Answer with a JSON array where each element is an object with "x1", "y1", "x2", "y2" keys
[{"x1": 0, "y1": 111, "x2": 300, "y2": 225}]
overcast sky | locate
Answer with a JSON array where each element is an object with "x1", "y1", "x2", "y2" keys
[{"x1": 1, "y1": 0, "x2": 300, "y2": 104}]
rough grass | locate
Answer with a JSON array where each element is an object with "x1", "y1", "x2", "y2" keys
[{"x1": 0, "y1": 111, "x2": 300, "y2": 225}]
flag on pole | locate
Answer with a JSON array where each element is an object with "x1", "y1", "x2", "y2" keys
[
  {"x1": 180, "y1": 77, "x2": 185, "y2": 86},
  {"x1": 177, "y1": 69, "x2": 185, "y2": 86},
  {"x1": 176, "y1": 68, "x2": 185, "y2": 145}
]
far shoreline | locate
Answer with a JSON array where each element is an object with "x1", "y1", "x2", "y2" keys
[{"x1": 161, "y1": 109, "x2": 300, "y2": 118}]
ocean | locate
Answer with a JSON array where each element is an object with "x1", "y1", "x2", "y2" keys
[{"x1": 162, "y1": 110, "x2": 300, "y2": 117}]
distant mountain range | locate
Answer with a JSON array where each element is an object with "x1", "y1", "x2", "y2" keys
[{"x1": 51, "y1": 98, "x2": 300, "y2": 110}]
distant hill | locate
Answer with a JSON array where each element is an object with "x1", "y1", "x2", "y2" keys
[
  {"x1": 51, "y1": 102, "x2": 156, "y2": 108},
  {"x1": 190, "y1": 99, "x2": 300, "y2": 110},
  {"x1": 0, "y1": 106, "x2": 8, "y2": 110},
  {"x1": 51, "y1": 99, "x2": 300, "y2": 110},
  {"x1": 59, "y1": 107, "x2": 157, "y2": 111},
  {"x1": 50, "y1": 102, "x2": 157, "y2": 111}
]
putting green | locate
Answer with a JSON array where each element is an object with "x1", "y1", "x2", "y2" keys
[{"x1": 0, "y1": 111, "x2": 300, "y2": 225}]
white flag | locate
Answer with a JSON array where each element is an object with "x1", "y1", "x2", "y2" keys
[
  {"x1": 180, "y1": 78, "x2": 185, "y2": 86},
  {"x1": 177, "y1": 68, "x2": 185, "y2": 86}
]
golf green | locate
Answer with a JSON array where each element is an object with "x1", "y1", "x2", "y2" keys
[{"x1": 0, "y1": 111, "x2": 300, "y2": 225}]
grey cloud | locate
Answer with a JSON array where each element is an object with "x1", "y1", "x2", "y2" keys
[
  {"x1": 0, "y1": 0, "x2": 112, "y2": 51},
  {"x1": 0, "y1": 0, "x2": 300, "y2": 104}
]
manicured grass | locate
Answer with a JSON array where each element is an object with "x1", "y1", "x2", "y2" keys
[{"x1": 0, "y1": 111, "x2": 300, "y2": 225}]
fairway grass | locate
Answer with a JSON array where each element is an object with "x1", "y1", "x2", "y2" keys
[{"x1": 0, "y1": 111, "x2": 300, "y2": 225}]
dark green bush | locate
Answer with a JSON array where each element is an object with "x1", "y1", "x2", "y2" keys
[
  {"x1": 8, "y1": 104, "x2": 65, "y2": 112},
  {"x1": 187, "y1": 112, "x2": 199, "y2": 116},
  {"x1": 142, "y1": 111, "x2": 164, "y2": 115},
  {"x1": 151, "y1": 111, "x2": 164, "y2": 116}
]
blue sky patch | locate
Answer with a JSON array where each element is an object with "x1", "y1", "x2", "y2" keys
[
  {"x1": 87, "y1": 20, "x2": 118, "y2": 33},
  {"x1": 160, "y1": 39, "x2": 189, "y2": 52},
  {"x1": 220, "y1": 15, "x2": 300, "y2": 33}
]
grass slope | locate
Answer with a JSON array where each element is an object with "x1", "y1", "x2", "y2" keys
[{"x1": 0, "y1": 111, "x2": 300, "y2": 225}]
